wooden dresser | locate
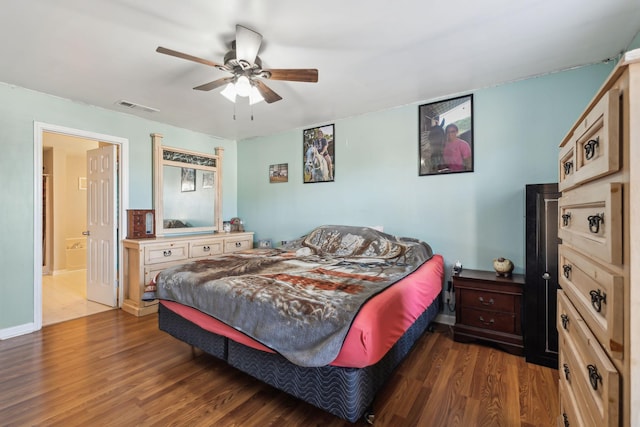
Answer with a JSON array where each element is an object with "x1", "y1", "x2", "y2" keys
[
  {"x1": 556, "y1": 50, "x2": 639, "y2": 427},
  {"x1": 453, "y1": 269, "x2": 524, "y2": 356},
  {"x1": 122, "y1": 232, "x2": 254, "y2": 316}
]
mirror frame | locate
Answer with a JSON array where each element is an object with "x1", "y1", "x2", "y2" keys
[{"x1": 152, "y1": 133, "x2": 223, "y2": 236}]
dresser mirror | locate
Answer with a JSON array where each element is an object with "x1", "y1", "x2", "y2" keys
[{"x1": 152, "y1": 133, "x2": 223, "y2": 236}]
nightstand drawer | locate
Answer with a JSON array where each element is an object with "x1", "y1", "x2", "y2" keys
[
  {"x1": 460, "y1": 308, "x2": 517, "y2": 334},
  {"x1": 460, "y1": 289, "x2": 515, "y2": 312},
  {"x1": 558, "y1": 182, "x2": 623, "y2": 265},
  {"x1": 559, "y1": 244, "x2": 624, "y2": 359}
]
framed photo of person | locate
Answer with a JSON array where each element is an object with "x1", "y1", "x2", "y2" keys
[
  {"x1": 418, "y1": 94, "x2": 474, "y2": 176},
  {"x1": 303, "y1": 124, "x2": 335, "y2": 183}
]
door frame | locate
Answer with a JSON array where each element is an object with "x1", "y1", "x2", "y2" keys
[{"x1": 33, "y1": 122, "x2": 129, "y2": 330}]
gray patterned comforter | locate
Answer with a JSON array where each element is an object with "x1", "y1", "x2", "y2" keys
[{"x1": 151, "y1": 225, "x2": 433, "y2": 367}]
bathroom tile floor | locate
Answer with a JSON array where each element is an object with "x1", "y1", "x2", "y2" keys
[{"x1": 42, "y1": 270, "x2": 114, "y2": 326}]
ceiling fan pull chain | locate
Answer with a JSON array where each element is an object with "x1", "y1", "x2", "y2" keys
[{"x1": 233, "y1": 102, "x2": 236, "y2": 121}]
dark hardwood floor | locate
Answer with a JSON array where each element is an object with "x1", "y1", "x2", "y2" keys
[{"x1": 0, "y1": 310, "x2": 558, "y2": 426}]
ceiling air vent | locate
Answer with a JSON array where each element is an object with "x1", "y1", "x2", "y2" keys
[{"x1": 116, "y1": 100, "x2": 159, "y2": 113}]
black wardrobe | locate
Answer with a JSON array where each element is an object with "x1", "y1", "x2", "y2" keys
[{"x1": 523, "y1": 183, "x2": 560, "y2": 368}]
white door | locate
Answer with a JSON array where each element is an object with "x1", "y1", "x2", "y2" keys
[{"x1": 86, "y1": 145, "x2": 117, "y2": 306}]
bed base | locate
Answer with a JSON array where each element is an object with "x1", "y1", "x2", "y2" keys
[{"x1": 158, "y1": 297, "x2": 440, "y2": 423}]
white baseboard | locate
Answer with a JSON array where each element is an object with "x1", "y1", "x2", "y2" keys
[
  {"x1": 435, "y1": 313, "x2": 455, "y2": 326},
  {"x1": 0, "y1": 322, "x2": 38, "y2": 340}
]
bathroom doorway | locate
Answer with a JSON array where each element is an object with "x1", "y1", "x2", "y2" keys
[
  {"x1": 34, "y1": 123, "x2": 129, "y2": 329},
  {"x1": 41, "y1": 132, "x2": 113, "y2": 325}
]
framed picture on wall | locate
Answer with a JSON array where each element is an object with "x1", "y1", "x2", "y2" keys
[
  {"x1": 418, "y1": 94, "x2": 474, "y2": 176},
  {"x1": 181, "y1": 167, "x2": 196, "y2": 192},
  {"x1": 303, "y1": 124, "x2": 335, "y2": 183},
  {"x1": 269, "y1": 163, "x2": 288, "y2": 183}
]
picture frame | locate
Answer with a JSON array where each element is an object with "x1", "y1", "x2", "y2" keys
[
  {"x1": 419, "y1": 94, "x2": 474, "y2": 176},
  {"x1": 181, "y1": 167, "x2": 196, "y2": 192},
  {"x1": 269, "y1": 163, "x2": 288, "y2": 183},
  {"x1": 202, "y1": 172, "x2": 214, "y2": 189},
  {"x1": 303, "y1": 124, "x2": 335, "y2": 183}
]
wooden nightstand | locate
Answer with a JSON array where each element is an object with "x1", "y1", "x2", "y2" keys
[{"x1": 453, "y1": 269, "x2": 525, "y2": 355}]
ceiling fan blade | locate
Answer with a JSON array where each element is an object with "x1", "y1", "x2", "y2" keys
[
  {"x1": 253, "y1": 80, "x2": 282, "y2": 104},
  {"x1": 235, "y1": 25, "x2": 262, "y2": 66},
  {"x1": 264, "y1": 69, "x2": 318, "y2": 83},
  {"x1": 193, "y1": 77, "x2": 234, "y2": 91},
  {"x1": 156, "y1": 46, "x2": 222, "y2": 68}
]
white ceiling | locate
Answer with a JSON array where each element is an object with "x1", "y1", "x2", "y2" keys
[{"x1": 2, "y1": 0, "x2": 639, "y2": 141}]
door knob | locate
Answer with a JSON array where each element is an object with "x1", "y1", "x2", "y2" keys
[{"x1": 542, "y1": 272, "x2": 550, "y2": 280}]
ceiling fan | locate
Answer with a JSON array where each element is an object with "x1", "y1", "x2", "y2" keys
[{"x1": 156, "y1": 24, "x2": 318, "y2": 104}]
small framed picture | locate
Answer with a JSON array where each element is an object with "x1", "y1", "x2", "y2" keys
[
  {"x1": 419, "y1": 94, "x2": 474, "y2": 176},
  {"x1": 303, "y1": 124, "x2": 334, "y2": 183},
  {"x1": 181, "y1": 167, "x2": 196, "y2": 192},
  {"x1": 269, "y1": 163, "x2": 288, "y2": 183}
]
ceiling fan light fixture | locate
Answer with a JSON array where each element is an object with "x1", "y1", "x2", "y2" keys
[
  {"x1": 249, "y1": 85, "x2": 264, "y2": 105},
  {"x1": 220, "y1": 83, "x2": 237, "y2": 103},
  {"x1": 235, "y1": 75, "x2": 252, "y2": 97}
]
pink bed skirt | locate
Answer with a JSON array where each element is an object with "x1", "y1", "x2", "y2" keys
[{"x1": 161, "y1": 254, "x2": 443, "y2": 368}]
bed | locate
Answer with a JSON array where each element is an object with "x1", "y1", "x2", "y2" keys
[{"x1": 146, "y1": 225, "x2": 444, "y2": 423}]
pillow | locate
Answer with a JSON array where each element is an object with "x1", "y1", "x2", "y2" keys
[{"x1": 301, "y1": 225, "x2": 405, "y2": 259}]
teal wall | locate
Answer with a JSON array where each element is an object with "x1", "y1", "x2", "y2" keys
[
  {"x1": 0, "y1": 58, "x2": 617, "y2": 333},
  {"x1": 0, "y1": 84, "x2": 236, "y2": 331},
  {"x1": 237, "y1": 63, "x2": 614, "y2": 278}
]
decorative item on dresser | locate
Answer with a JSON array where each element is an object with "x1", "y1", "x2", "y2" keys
[
  {"x1": 556, "y1": 49, "x2": 639, "y2": 427},
  {"x1": 126, "y1": 209, "x2": 155, "y2": 239},
  {"x1": 122, "y1": 232, "x2": 254, "y2": 316},
  {"x1": 523, "y1": 183, "x2": 560, "y2": 369},
  {"x1": 453, "y1": 269, "x2": 524, "y2": 356}
]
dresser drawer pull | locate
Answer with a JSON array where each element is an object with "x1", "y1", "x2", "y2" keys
[
  {"x1": 478, "y1": 316, "x2": 495, "y2": 326},
  {"x1": 203, "y1": 246, "x2": 210, "y2": 252},
  {"x1": 563, "y1": 363, "x2": 571, "y2": 381},
  {"x1": 163, "y1": 250, "x2": 172, "y2": 257},
  {"x1": 563, "y1": 161, "x2": 573, "y2": 175},
  {"x1": 235, "y1": 241, "x2": 242, "y2": 248},
  {"x1": 587, "y1": 364, "x2": 602, "y2": 391},
  {"x1": 562, "y1": 213, "x2": 571, "y2": 226},
  {"x1": 584, "y1": 137, "x2": 599, "y2": 160},
  {"x1": 560, "y1": 313, "x2": 569, "y2": 330},
  {"x1": 587, "y1": 213, "x2": 604, "y2": 234},
  {"x1": 562, "y1": 413, "x2": 570, "y2": 427},
  {"x1": 589, "y1": 289, "x2": 607, "y2": 313},
  {"x1": 562, "y1": 264, "x2": 572, "y2": 279},
  {"x1": 478, "y1": 296, "x2": 494, "y2": 306}
]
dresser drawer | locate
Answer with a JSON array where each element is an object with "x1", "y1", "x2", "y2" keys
[
  {"x1": 558, "y1": 182, "x2": 623, "y2": 265},
  {"x1": 459, "y1": 308, "x2": 517, "y2": 334},
  {"x1": 460, "y1": 289, "x2": 516, "y2": 313},
  {"x1": 189, "y1": 239, "x2": 224, "y2": 259},
  {"x1": 559, "y1": 244, "x2": 624, "y2": 358},
  {"x1": 559, "y1": 88, "x2": 620, "y2": 192},
  {"x1": 557, "y1": 291, "x2": 620, "y2": 427},
  {"x1": 144, "y1": 242, "x2": 189, "y2": 265},
  {"x1": 558, "y1": 372, "x2": 586, "y2": 427},
  {"x1": 224, "y1": 236, "x2": 252, "y2": 253}
]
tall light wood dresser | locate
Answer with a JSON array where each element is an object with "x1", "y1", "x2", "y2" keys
[
  {"x1": 556, "y1": 49, "x2": 640, "y2": 427},
  {"x1": 122, "y1": 232, "x2": 254, "y2": 316}
]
